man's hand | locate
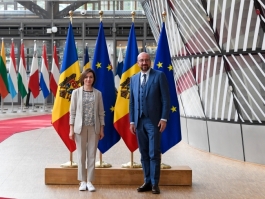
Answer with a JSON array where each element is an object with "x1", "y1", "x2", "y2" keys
[
  {"x1": 158, "y1": 120, "x2": 167, "y2": 132},
  {"x1": 130, "y1": 124, "x2": 136, "y2": 135},
  {"x1": 69, "y1": 132, "x2": 75, "y2": 140}
]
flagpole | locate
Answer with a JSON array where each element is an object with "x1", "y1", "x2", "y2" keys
[
  {"x1": 0, "y1": 95, "x2": 5, "y2": 114},
  {"x1": 120, "y1": 11, "x2": 141, "y2": 169},
  {"x1": 94, "y1": 11, "x2": 113, "y2": 169},
  {"x1": 10, "y1": 98, "x2": 16, "y2": 113},
  {"x1": 60, "y1": 10, "x2": 77, "y2": 168}
]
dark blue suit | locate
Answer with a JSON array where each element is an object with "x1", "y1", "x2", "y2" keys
[{"x1": 129, "y1": 68, "x2": 170, "y2": 185}]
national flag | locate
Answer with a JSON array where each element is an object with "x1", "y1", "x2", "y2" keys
[
  {"x1": 28, "y1": 42, "x2": 39, "y2": 98},
  {"x1": 153, "y1": 22, "x2": 182, "y2": 153},
  {"x1": 114, "y1": 46, "x2": 123, "y2": 89},
  {"x1": 114, "y1": 23, "x2": 140, "y2": 152},
  {"x1": 0, "y1": 39, "x2": 9, "y2": 98},
  {"x1": 50, "y1": 43, "x2": 60, "y2": 97},
  {"x1": 17, "y1": 41, "x2": 28, "y2": 99},
  {"x1": 83, "y1": 44, "x2": 90, "y2": 71},
  {"x1": 92, "y1": 21, "x2": 120, "y2": 154},
  {"x1": 7, "y1": 40, "x2": 18, "y2": 99},
  {"x1": 52, "y1": 22, "x2": 81, "y2": 153},
  {"x1": 40, "y1": 43, "x2": 50, "y2": 98}
]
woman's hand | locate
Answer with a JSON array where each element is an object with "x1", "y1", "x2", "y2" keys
[
  {"x1": 69, "y1": 132, "x2": 75, "y2": 140},
  {"x1": 99, "y1": 131, "x2": 104, "y2": 140},
  {"x1": 69, "y1": 125, "x2": 75, "y2": 140}
]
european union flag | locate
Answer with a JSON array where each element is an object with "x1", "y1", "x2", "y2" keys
[
  {"x1": 92, "y1": 21, "x2": 120, "y2": 154},
  {"x1": 154, "y1": 22, "x2": 182, "y2": 154}
]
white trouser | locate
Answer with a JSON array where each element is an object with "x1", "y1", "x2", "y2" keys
[{"x1": 75, "y1": 125, "x2": 99, "y2": 182}]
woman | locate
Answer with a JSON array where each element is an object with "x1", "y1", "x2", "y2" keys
[{"x1": 69, "y1": 68, "x2": 104, "y2": 192}]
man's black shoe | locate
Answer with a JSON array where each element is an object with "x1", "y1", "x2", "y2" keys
[
  {"x1": 137, "y1": 183, "x2": 152, "y2": 192},
  {"x1": 152, "y1": 185, "x2": 160, "y2": 194}
]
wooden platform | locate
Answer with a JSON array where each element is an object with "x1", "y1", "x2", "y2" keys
[{"x1": 45, "y1": 165, "x2": 192, "y2": 185}]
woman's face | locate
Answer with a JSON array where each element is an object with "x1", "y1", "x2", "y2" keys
[{"x1": 84, "y1": 72, "x2": 94, "y2": 87}]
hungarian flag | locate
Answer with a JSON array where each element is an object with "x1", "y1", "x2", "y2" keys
[
  {"x1": 114, "y1": 23, "x2": 140, "y2": 152},
  {"x1": 92, "y1": 21, "x2": 120, "y2": 153},
  {"x1": 28, "y1": 42, "x2": 39, "y2": 98},
  {"x1": 83, "y1": 44, "x2": 90, "y2": 71},
  {"x1": 7, "y1": 40, "x2": 18, "y2": 99},
  {"x1": 154, "y1": 22, "x2": 182, "y2": 153},
  {"x1": 52, "y1": 22, "x2": 81, "y2": 152},
  {"x1": 50, "y1": 43, "x2": 60, "y2": 97},
  {"x1": 0, "y1": 39, "x2": 9, "y2": 98},
  {"x1": 40, "y1": 43, "x2": 50, "y2": 98},
  {"x1": 18, "y1": 41, "x2": 28, "y2": 99}
]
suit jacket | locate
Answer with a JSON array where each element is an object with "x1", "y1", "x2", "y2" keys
[
  {"x1": 129, "y1": 68, "x2": 170, "y2": 127},
  {"x1": 69, "y1": 86, "x2": 105, "y2": 134}
]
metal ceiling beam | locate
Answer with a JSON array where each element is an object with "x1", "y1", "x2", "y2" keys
[
  {"x1": 54, "y1": 1, "x2": 89, "y2": 19},
  {"x1": 16, "y1": 1, "x2": 50, "y2": 19}
]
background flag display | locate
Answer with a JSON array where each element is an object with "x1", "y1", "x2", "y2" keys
[
  {"x1": 83, "y1": 44, "x2": 90, "y2": 71},
  {"x1": 40, "y1": 43, "x2": 50, "y2": 98},
  {"x1": 154, "y1": 22, "x2": 182, "y2": 154},
  {"x1": 114, "y1": 46, "x2": 123, "y2": 89},
  {"x1": 0, "y1": 39, "x2": 9, "y2": 98},
  {"x1": 50, "y1": 43, "x2": 60, "y2": 97},
  {"x1": 28, "y1": 42, "x2": 39, "y2": 98},
  {"x1": 92, "y1": 21, "x2": 120, "y2": 154},
  {"x1": 7, "y1": 40, "x2": 18, "y2": 99},
  {"x1": 114, "y1": 23, "x2": 140, "y2": 152},
  {"x1": 17, "y1": 41, "x2": 28, "y2": 99},
  {"x1": 52, "y1": 22, "x2": 81, "y2": 153}
]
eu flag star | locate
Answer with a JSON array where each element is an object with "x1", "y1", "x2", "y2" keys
[
  {"x1": 96, "y1": 62, "x2": 101, "y2": 69},
  {"x1": 110, "y1": 106, "x2": 115, "y2": 112},
  {"x1": 168, "y1": 64, "x2": 173, "y2": 71},
  {"x1": 157, "y1": 62, "x2": 163, "y2": 68},
  {"x1": 171, "y1": 106, "x2": 177, "y2": 112},
  {"x1": 107, "y1": 64, "x2": 112, "y2": 71}
]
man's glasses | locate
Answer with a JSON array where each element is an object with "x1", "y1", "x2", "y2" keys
[{"x1": 138, "y1": 59, "x2": 150, "y2": 63}]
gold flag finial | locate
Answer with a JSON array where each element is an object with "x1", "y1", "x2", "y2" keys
[
  {"x1": 99, "y1": 10, "x2": 103, "y2": 22},
  {"x1": 69, "y1": 10, "x2": 73, "y2": 24},
  {"x1": 131, "y1": 11, "x2": 135, "y2": 22},
  {"x1": 162, "y1": 11, "x2": 166, "y2": 22}
]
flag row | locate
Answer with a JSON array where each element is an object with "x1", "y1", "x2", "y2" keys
[{"x1": 0, "y1": 40, "x2": 59, "y2": 100}]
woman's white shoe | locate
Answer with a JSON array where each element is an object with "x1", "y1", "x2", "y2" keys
[
  {"x1": 87, "y1": 182, "x2": 96, "y2": 192},
  {"x1": 79, "y1": 181, "x2": 87, "y2": 191}
]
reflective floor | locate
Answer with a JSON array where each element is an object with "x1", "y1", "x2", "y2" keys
[{"x1": 0, "y1": 108, "x2": 265, "y2": 199}]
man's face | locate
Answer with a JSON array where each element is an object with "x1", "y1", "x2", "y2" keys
[{"x1": 138, "y1": 53, "x2": 151, "y2": 72}]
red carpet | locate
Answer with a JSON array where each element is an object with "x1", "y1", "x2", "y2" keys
[{"x1": 0, "y1": 114, "x2": 52, "y2": 143}]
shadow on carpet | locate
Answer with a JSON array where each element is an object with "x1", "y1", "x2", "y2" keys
[{"x1": 0, "y1": 114, "x2": 52, "y2": 143}]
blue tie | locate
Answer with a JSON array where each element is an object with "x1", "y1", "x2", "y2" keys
[{"x1": 142, "y1": 74, "x2": 146, "y2": 87}]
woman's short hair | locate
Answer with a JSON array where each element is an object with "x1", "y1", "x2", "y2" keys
[{"x1": 79, "y1": 68, "x2": 96, "y2": 86}]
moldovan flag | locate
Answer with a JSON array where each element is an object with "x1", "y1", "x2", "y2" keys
[
  {"x1": 17, "y1": 41, "x2": 28, "y2": 99},
  {"x1": 40, "y1": 42, "x2": 50, "y2": 98},
  {"x1": 8, "y1": 40, "x2": 18, "y2": 99},
  {"x1": 114, "y1": 46, "x2": 123, "y2": 89},
  {"x1": 154, "y1": 22, "x2": 182, "y2": 153},
  {"x1": 28, "y1": 42, "x2": 39, "y2": 98},
  {"x1": 114, "y1": 23, "x2": 140, "y2": 152},
  {"x1": 83, "y1": 44, "x2": 90, "y2": 71},
  {"x1": 52, "y1": 22, "x2": 81, "y2": 152},
  {"x1": 50, "y1": 43, "x2": 60, "y2": 97},
  {"x1": 92, "y1": 21, "x2": 120, "y2": 153},
  {"x1": 0, "y1": 39, "x2": 9, "y2": 98}
]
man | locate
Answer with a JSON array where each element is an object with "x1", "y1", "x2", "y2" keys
[{"x1": 129, "y1": 52, "x2": 170, "y2": 194}]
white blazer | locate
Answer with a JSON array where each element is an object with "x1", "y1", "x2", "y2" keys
[{"x1": 69, "y1": 86, "x2": 105, "y2": 134}]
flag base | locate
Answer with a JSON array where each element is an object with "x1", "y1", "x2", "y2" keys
[
  {"x1": 60, "y1": 161, "x2": 78, "y2": 168},
  {"x1": 121, "y1": 161, "x2": 142, "y2": 168},
  {"x1": 95, "y1": 161, "x2": 112, "y2": 168},
  {"x1": 161, "y1": 163, "x2": 171, "y2": 169}
]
